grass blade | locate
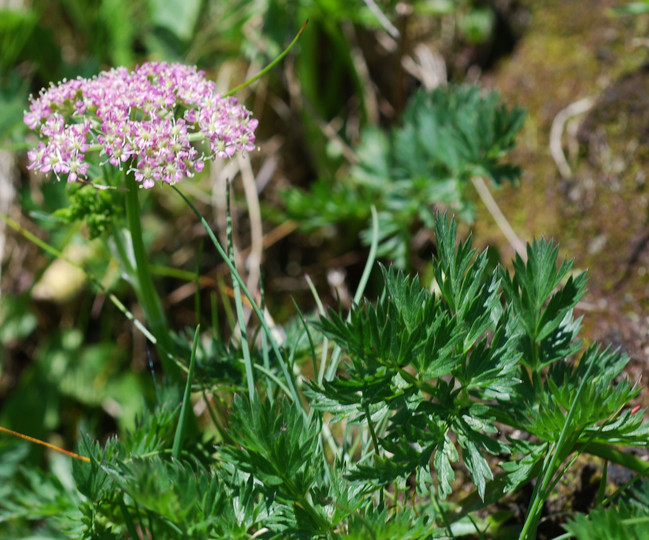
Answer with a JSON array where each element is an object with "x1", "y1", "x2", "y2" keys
[
  {"x1": 325, "y1": 204, "x2": 379, "y2": 381},
  {"x1": 225, "y1": 183, "x2": 256, "y2": 401},
  {"x1": 171, "y1": 185, "x2": 302, "y2": 408},
  {"x1": 172, "y1": 325, "x2": 200, "y2": 460}
]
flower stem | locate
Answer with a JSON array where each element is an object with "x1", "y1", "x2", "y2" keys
[{"x1": 124, "y1": 171, "x2": 181, "y2": 381}]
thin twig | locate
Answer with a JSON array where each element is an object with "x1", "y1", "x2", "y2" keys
[
  {"x1": 225, "y1": 20, "x2": 309, "y2": 97},
  {"x1": 471, "y1": 176, "x2": 527, "y2": 260},
  {"x1": 342, "y1": 21, "x2": 380, "y2": 126},
  {"x1": 550, "y1": 96, "x2": 595, "y2": 178},
  {"x1": 237, "y1": 152, "x2": 263, "y2": 297},
  {"x1": 0, "y1": 150, "x2": 16, "y2": 298},
  {"x1": 363, "y1": 0, "x2": 400, "y2": 39},
  {"x1": 0, "y1": 425, "x2": 90, "y2": 463},
  {"x1": 401, "y1": 43, "x2": 447, "y2": 91}
]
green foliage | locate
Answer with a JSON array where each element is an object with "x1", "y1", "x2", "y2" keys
[
  {"x1": 0, "y1": 295, "x2": 37, "y2": 346},
  {"x1": 148, "y1": 0, "x2": 202, "y2": 43},
  {"x1": 0, "y1": 455, "x2": 84, "y2": 538},
  {"x1": 223, "y1": 395, "x2": 321, "y2": 494},
  {"x1": 389, "y1": 85, "x2": 525, "y2": 187},
  {"x1": 309, "y1": 213, "x2": 648, "y2": 530},
  {"x1": 564, "y1": 478, "x2": 649, "y2": 539},
  {"x1": 221, "y1": 395, "x2": 335, "y2": 536},
  {"x1": 310, "y1": 216, "x2": 521, "y2": 500},
  {"x1": 0, "y1": 9, "x2": 39, "y2": 72},
  {"x1": 345, "y1": 506, "x2": 437, "y2": 539},
  {"x1": 413, "y1": 0, "x2": 498, "y2": 41},
  {"x1": 458, "y1": 6, "x2": 496, "y2": 44},
  {"x1": 280, "y1": 177, "x2": 370, "y2": 232},
  {"x1": 610, "y1": 1, "x2": 649, "y2": 16},
  {"x1": 501, "y1": 238, "x2": 587, "y2": 371},
  {"x1": 3, "y1": 210, "x2": 649, "y2": 538},
  {"x1": 283, "y1": 85, "x2": 526, "y2": 266},
  {"x1": 53, "y1": 183, "x2": 120, "y2": 239}
]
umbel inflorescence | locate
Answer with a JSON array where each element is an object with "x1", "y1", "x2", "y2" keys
[{"x1": 25, "y1": 61, "x2": 258, "y2": 188}]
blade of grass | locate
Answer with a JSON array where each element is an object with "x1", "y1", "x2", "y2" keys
[
  {"x1": 217, "y1": 275, "x2": 237, "y2": 331},
  {"x1": 172, "y1": 325, "x2": 200, "y2": 460},
  {"x1": 292, "y1": 298, "x2": 318, "y2": 381},
  {"x1": 224, "y1": 20, "x2": 309, "y2": 97},
  {"x1": 259, "y1": 277, "x2": 273, "y2": 403},
  {"x1": 596, "y1": 461, "x2": 608, "y2": 505},
  {"x1": 194, "y1": 242, "x2": 203, "y2": 326},
  {"x1": 199, "y1": 386, "x2": 232, "y2": 444},
  {"x1": 304, "y1": 273, "x2": 330, "y2": 385},
  {"x1": 301, "y1": 275, "x2": 341, "y2": 457},
  {"x1": 431, "y1": 487, "x2": 456, "y2": 539},
  {"x1": 147, "y1": 345, "x2": 163, "y2": 404},
  {"x1": 225, "y1": 182, "x2": 256, "y2": 401},
  {"x1": 252, "y1": 363, "x2": 292, "y2": 397},
  {"x1": 354, "y1": 205, "x2": 379, "y2": 305},
  {"x1": 325, "y1": 205, "x2": 379, "y2": 381},
  {"x1": 171, "y1": 185, "x2": 302, "y2": 407},
  {"x1": 583, "y1": 442, "x2": 649, "y2": 477},
  {"x1": 210, "y1": 291, "x2": 220, "y2": 336},
  {"x1": 118, "y1": 498, "x2": 140, "y2": 539}
]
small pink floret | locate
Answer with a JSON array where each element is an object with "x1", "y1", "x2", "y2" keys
[{"x1": 24, "y1": 61, "x2": 258, "y2": 187}]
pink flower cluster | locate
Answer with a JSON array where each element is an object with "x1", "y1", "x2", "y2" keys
[{"x1": 25, "y1": 62, "x2": 258, "y2": 188}]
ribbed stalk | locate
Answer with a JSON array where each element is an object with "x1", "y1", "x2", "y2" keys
[{"x1": 124, "y1": 172, "x2": 181, "y2": 381}]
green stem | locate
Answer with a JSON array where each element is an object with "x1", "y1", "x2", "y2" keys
[
  {"x1": 124, "y1": 172, "x2": 180, "y2": 381},
  {"x1": 582, "y1": 442, "x2": 649, "y2": 475},
  {"x1": 259, "y1": 278, "x2": 274, "y2": 403},
  {"x1": 519, "y1": 356, "x2": 597, "y2": 540}
]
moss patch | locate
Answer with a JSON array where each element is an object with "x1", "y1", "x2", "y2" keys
[{"x1": 470, "y1": 2, "x2": 649, "y2": 377}]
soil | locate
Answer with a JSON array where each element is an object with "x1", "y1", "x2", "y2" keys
[{"x1": 477, "y1": 0, "x2": 649, "y2": 402}]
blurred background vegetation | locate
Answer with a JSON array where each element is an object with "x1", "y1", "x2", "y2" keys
[{"x1": 2, "y1": 0, "x2": 649, "y2": 531}]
